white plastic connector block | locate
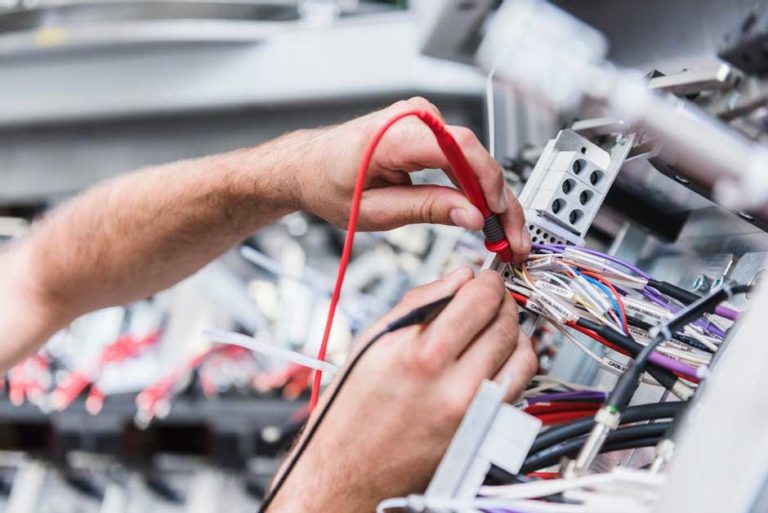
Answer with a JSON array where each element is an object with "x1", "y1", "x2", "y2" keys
[
  {"x1": 527, "y1": 151, "x2": 608, "y2": 235},
  {"x1": 517, "y1": 129, "x2": 615, "y2": 246}
]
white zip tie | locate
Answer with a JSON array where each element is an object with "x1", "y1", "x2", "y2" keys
[{"x1": 203, "y1": 328, "x2": 339, "y2": 374}]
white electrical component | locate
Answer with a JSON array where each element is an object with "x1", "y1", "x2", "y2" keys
[{"x1": 517, "y1": 129, "x2": 617, "y2": 246}]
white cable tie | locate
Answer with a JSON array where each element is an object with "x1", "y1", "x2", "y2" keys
[{"x1": 202, "y1": 328, "x2": 339, "y2": 374}]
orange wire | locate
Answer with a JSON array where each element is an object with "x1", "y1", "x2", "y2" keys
[{"x1": 582, "y1": 270, "x2": 629, "y2": 333}]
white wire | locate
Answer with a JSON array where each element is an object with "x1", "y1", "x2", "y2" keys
[
  {"x1": 377, "y1": 496, "x2": 648, "y2": 513},
  {"x1": 376, "y1": 498, "x2": 409, "y2": 513},
  {"x1": 551, "y1": 323, "x2": 660, "y2": 386},
  {"x1": 486, "y1": 67, "x2": 497, "y2": 159},
  {"x1": 657, "y1": 345, "x2": 711, "y2": 366},
  {"x1": 551, "y1": 323, "x2": 616, "y2": 373},
  {"x1": 479, "y1": 468, "x2": 664, "y2": 499},
  {"x1": 202, "y1": 328, "x2": 339, "y2": 374},
  {"x1": 522, "y1": 376, "x2": 596, "y2": 398}
]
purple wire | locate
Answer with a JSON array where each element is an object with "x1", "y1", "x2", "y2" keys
[
  {"x1": 647, "y1": 293, "x2": 726, "y2": 338},
  {"x1": 531, "y1": 243, "x2": 651, "y2": 279},
  {"x1": 527, "y1": 390, "x2": 607, "y2": 404},
  {"x1": 648, "y1": 351, "x2": 700, "y2": 380},
  {"x1": 530, "y1": 244, "x2": 724, "y2": 366},
  {"x1": 533, "y1": 243, "x2": 738, "y2": 326},
  {"x1": 714, "y1": 305, "x2": 740, "y2": 321}
]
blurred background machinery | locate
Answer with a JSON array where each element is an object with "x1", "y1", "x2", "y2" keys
[{"x1": 2, "y1": 0, "x2": 768, "y2": 511}]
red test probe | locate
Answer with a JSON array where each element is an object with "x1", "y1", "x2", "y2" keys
[{"x1": 309, "y1": 109, "x2": 514, "y2": 410}]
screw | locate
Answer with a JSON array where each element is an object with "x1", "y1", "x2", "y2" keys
[
  {"x1": 616, "y1": 134, "x2": 627, "y2": 145},
  {"x1": 692, "y1": 274, "x2": 712, "y2": 293}
]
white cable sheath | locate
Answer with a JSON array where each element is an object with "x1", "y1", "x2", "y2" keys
[{"x1": 203, "y1": 328, "x2": 339, "y2": 374}]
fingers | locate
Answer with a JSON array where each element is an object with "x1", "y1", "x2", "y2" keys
[
  {"x1": 384, "y1": 96, "x2": 445, "y2": 123},
  {"x1": 455, "y1": 292, "x2": 520, "y2": 381},
  {"x1": 369, "y1": 98, "x2": 531, "y2": 259},
  {"x1": 419, "y1": 270, "x2": 506, "y2": 366},
  {"x1": 359, "y1": 185, "x2": 484, "y2": 232},
  {"x1": 494, "y1": 331, "x2": 539, "y2": 402},
  {"x1": 500, "y1": 186, "x2": 532, "y2": 262},
  {"x1": 446, "y1": 126, "x2": 508, "y2": 213},
  {"x1": 445, "y1": 126, "x2": 531, "y2": 260},
  {"x1": 364, "y1": 267, "x2": 475, "y2": 338}
]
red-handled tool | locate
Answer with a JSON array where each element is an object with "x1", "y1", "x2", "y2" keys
[
  {"x1": 418, "y1": 111, "x2": 514, "y2": 263},
  {"x1": 309, "y1": 108, "x2": 515, "y2": 411}
]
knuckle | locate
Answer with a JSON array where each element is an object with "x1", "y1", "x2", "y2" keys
[
  {"x1": 407, "y1": 96, "x2": 429, "y2": 107},
  {"x1": 453, "y1": 126, "x2": 477, "y2": 147},
  {"x1": 408, "y1": 341, "x2": 445, "y2": 376},
  {"x1": 392, "y1": 99, "x2": 411, "y2": 110},
  {"x1": 419, "y1": 193, "x2": 439, "y2": 223},
  {"x1": 440, "y1": 389, "x2": 472, "y2": 421},
  {"x1": 401, "y1": 287, "x2": 426, "y2": 306},
  {"x1": 408, "y1": 96, "x2": 440, "y2": 114}
]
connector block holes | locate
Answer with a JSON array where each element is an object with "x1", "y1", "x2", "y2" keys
[
  {"x1": 572, "y1": 159, "x2": 586, "y2": 175},
  {"x1": 551, "y1": 198, "x2": 565, "y2": 214},
  {"x1": 568, "y1": 209, "x2": 583, "y2": 226},
  {"x1": 527, "y1": 223, "x2": 565, "y2": 245},
  {"x1": 579, "y1": 190, "x2": 593, "y2": 205},
  {"x1": 562, "y1": 179, "x2": 575, "y2": 194}
]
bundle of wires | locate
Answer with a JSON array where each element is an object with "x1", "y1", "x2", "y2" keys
[{"x1": 505, "y1": 244, "x2": 741, "y2": 398}]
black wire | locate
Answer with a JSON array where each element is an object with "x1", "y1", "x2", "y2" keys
[
  {"x1": 575, "y1": 318, "x2": 683, "y2": 393},
  {"x1": 529, "y1": 401, "x2": 683, "y2": 454},
  {"x1": 626, "y1": 317, "x2": 713, "y2": 353},
  {"x1": 520, "y1": 422, "x2": 670, "y2": 474},
  {"x1": 647, "y1": 279, "x2": 700, "y2": 306},
  {"x1": 257, "y1": 295, "x2": 455, "y2": 513},
  {"x1": 606, "y1": 284, "x2": 750, "y2": 410}
]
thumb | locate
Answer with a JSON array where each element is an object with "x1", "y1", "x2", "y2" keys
[{"x1": 359, "y1": 184, "x2": 484, "y2": 231}]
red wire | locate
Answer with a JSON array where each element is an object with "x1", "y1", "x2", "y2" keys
[
  {"x1": 509, "y1": 293, "x2": 698, "y2": 383},
  {"x1": 310, "y1": 110, "x2": 510, "y2": 411},
  {"x1": 527, "y1": 472, "x2": 560, "y2": 480},
  {"x1": 524, "y1": 401, "x2": 601, "y2": 415},
  {"x1": 535, "y1": 411, "x2": 595, "y2": 426}
]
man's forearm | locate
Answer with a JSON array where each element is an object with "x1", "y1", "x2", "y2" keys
[{"x1": 0, "y1": 129, "x2": 315, "y2": 364}]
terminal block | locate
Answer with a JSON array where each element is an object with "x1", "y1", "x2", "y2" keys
[
  {"x1": 518, "y1": 129, "x2": 617, "y2": 247},
  {"x1": 485, "y1": 126, "x2": 633, "y2": 336}
]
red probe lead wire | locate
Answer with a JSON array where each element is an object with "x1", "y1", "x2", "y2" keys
[{"x1": 309, "y1": 109, "x2": 513, "y2": 411}]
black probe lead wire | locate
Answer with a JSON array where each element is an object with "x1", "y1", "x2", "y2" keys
[
  {"x1": 575, "y1": 318, "x2": 685, "y2": 393},
  {"x1": 257, "y1": 295, "x2": 455, "y2": 513}
]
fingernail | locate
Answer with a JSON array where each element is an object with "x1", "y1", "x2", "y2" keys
[
  {"x1": 498, "y1": 188, "x2": 509, "y2": 211},
  {"x1": 449, "y1": 208, "x2": 472, "y2": 229},
  {"x1": 521, "y1": 227, "x2": 532, "y2": 251}
]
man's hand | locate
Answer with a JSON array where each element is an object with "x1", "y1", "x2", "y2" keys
[
  {"x1": 0, "y1": 97, "x2": 531, "y2": 371},
  {"x1": 295, "y1": 97, "x2": 531, "y2": 261},
  {"x1": 270, "y1": 267, "x2": 538, "y2": 513}
]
